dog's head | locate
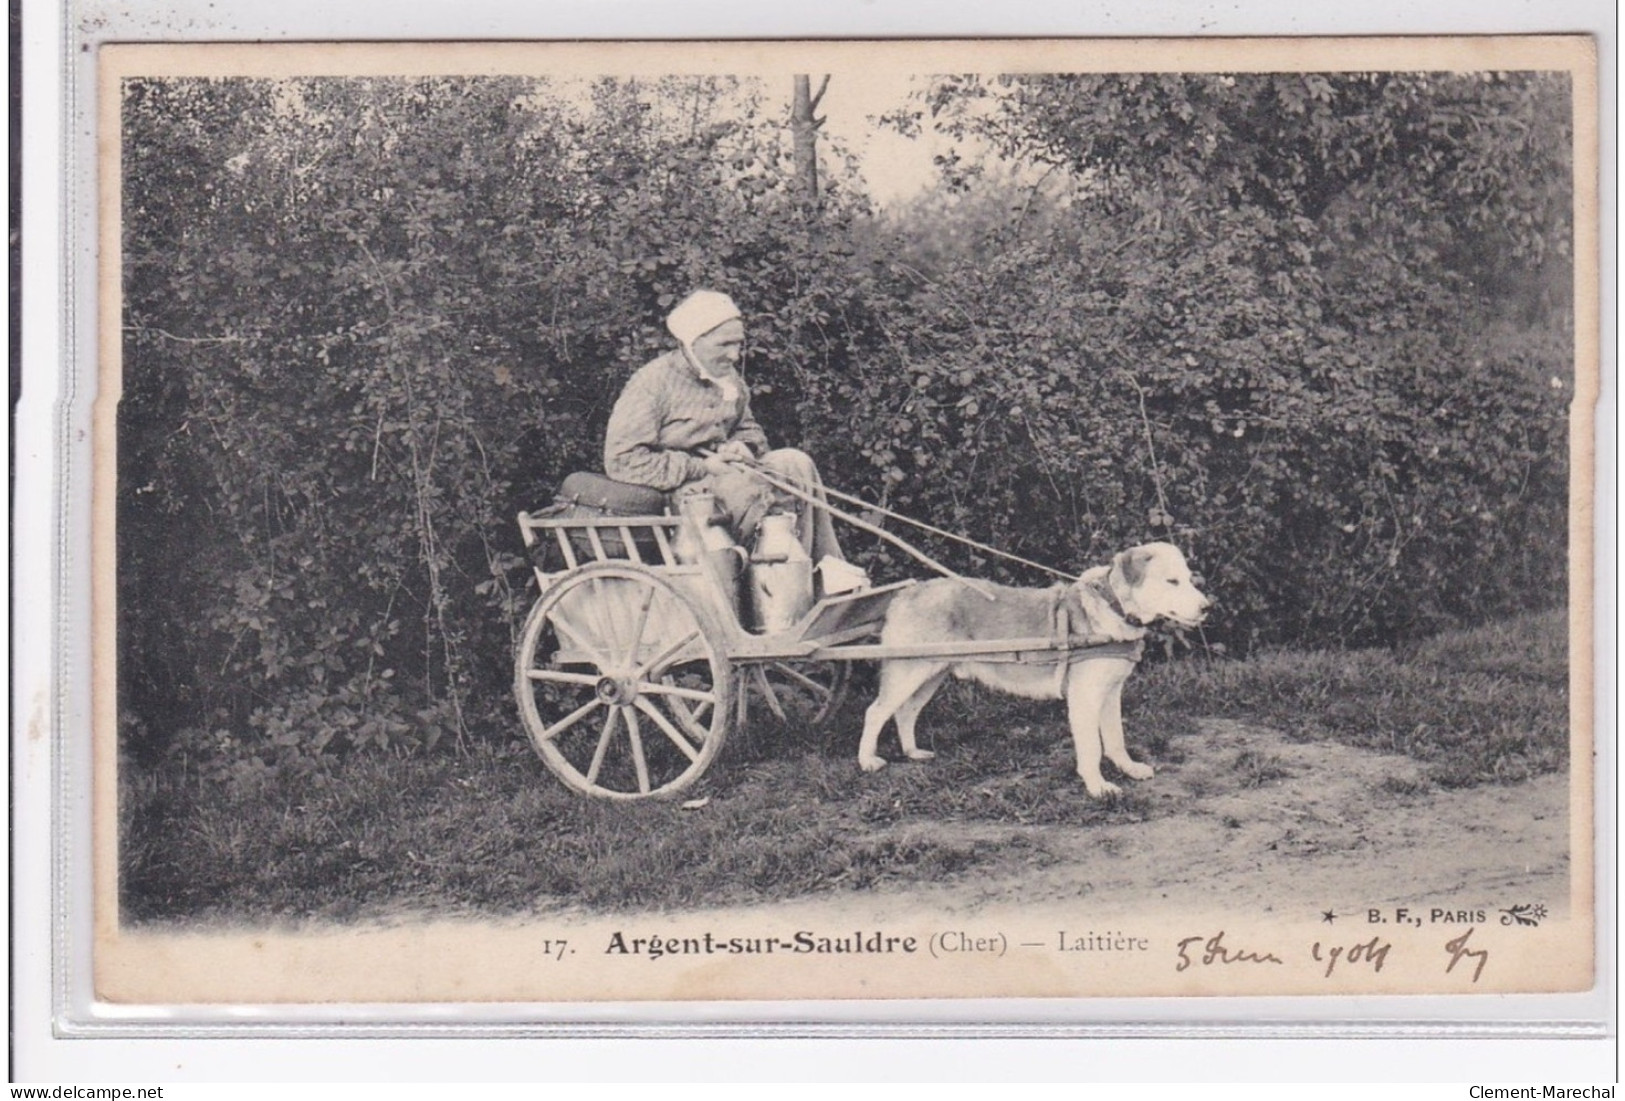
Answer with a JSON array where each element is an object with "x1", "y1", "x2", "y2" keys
[{"x1": 1105, "y1": 542, "x2": 1210, "y2": 628}]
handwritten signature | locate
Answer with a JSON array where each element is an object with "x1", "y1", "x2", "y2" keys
[{"x1": 1444, "y1": 927, "x2": 1490, "y2": 983}]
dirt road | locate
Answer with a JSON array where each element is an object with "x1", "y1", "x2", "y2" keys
[{"x1": 871, "y1": 717, "x2": 1574, "y2": 921}]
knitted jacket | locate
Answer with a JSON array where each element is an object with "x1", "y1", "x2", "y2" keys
[{"x1": 603, "y1": 349, "x2": 769, "y2": 491}]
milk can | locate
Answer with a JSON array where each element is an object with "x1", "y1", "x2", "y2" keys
[
  {"x1": 747, "y1": 510, "x2": 813, "y2": 633},
  {"x1": 674, "y1": 491, "x2": 744, "y2": 623}
]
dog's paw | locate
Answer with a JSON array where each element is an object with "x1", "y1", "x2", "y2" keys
[
  {"x1": 1081, "y1": 778, "x2": 1122, "y2": 798},
  {"x1": 1119, "y1": 760, "x2": 1154, "y2": 781},
  {"x1": 903, "y1": 749, "x2": 936, "y2": 762},
  {"x1": 859, "y1": 755, "x2": 889, "y2": 773}
]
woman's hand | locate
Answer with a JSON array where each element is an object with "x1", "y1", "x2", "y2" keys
[
  {"x1": 713, "y1": 440, "x2": 755, "y2": 463},
  {"x1": 701, "y1": 441, "x2": 754, "y2": 474}
]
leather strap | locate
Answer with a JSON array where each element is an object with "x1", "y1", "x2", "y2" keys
[
  {"x1": 1089, "y1": 575, "x2": 1140, "y2": 626},
  {"x1": 1050, "y1": 590, "x2": 1073, "y2": 699}
]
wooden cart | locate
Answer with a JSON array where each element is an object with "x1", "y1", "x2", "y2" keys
[{"x1": 514, "y1": 504, "x2": 1140, "y2": 801}]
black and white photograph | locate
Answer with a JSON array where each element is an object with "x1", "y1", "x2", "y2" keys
[{"x1": 94, "y1": 37, "x2": 1597, "y2": 1004}]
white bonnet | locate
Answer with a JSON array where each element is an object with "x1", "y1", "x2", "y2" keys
[{"x1": 666, "y1": 290, "x2": 741, "y2": 346}]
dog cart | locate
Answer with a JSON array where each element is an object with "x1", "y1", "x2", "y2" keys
[{"x1": 514, "y1": 478, "x2": 1142, "y2": 801}]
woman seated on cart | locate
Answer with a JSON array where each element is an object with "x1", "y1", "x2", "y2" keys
[{"x1": 603, "y1": 289, "x2": 845, "y2": 562}]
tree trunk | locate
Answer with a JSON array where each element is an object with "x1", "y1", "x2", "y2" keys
[{"x1": 790, "y1": 75, "x2": 829, "y2": 212}]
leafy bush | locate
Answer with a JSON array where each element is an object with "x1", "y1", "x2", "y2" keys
[
  {"x1": 853, "y1": 72, "x2": 1571, "y2": 644},
  {"x1": 119, "y1": 72, "x2": 1572, "y2": 762},
  {"x1": 119, "y1": 75, "x2": 886, "y2": 758}
]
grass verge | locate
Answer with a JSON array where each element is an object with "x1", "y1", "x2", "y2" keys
[
  {"x1": 1131, "y1": 609, "x2": 1568, "y2": 787},
  {"x1": 121, "y1": 608, "x2": 1569, "y2": 923}
]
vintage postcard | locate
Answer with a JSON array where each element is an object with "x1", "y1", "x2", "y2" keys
[{"x1": 93, "y1": 36, "x2": 1598, "y2": 1009}]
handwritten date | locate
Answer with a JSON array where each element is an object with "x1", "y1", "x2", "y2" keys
[
  {"x1": 1174, "y1": 931, "x2": 1283, "y2": 972},
  {"x1": 1311, "y1": 936, "x2": 1391, "y2": 978},
  {"x1": 1171, "y1": 928, "x2": 1486, "y2": 982}
]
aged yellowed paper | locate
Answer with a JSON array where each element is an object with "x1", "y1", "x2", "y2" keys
[{"x1": 96, "y1": 36, "x2": 1597, "y2": 1005}]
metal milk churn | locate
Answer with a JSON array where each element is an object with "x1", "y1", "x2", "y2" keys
[
  {"x1": 674, "y1": 491, "x2": 744, "y2": 623},
  {"x1": 747, "y1": 510, "x2": 813, "y2": 634}
]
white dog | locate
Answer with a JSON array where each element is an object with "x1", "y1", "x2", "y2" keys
[{"x1": 858, "y1": 542, "x2": 1210, "y2": 797}]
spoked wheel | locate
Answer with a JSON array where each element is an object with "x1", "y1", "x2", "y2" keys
[
  {"x1": 515, "y1": 564, "x2": 733, "y2": 801},
  {"x1": 744, "y1": 660, "x2": 850, "y2": 729}
]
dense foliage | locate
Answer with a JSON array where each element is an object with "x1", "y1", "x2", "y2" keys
[{"x1": 119, "y1": 71, "x2": 1573, "y2": 762}]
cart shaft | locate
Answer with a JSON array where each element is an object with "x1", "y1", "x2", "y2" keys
[{"x1": 801, "y1": 638, "x2": 1144, "y2": 664}]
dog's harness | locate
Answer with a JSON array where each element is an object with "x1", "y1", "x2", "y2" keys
[
  {"x1": 1047, "y1": 585, "x2": 1145, "y2": 699},
  {"x1": 1090, "y1": 576, "x2": 1138, "y2": 627}
]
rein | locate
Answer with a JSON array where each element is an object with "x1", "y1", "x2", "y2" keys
[
  {"x1": 730, "y1": 460, "x2": 995, "y2": 601},
  {"x1": 729, "y1": 457, "x2": 1073, "y2": 589}
]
